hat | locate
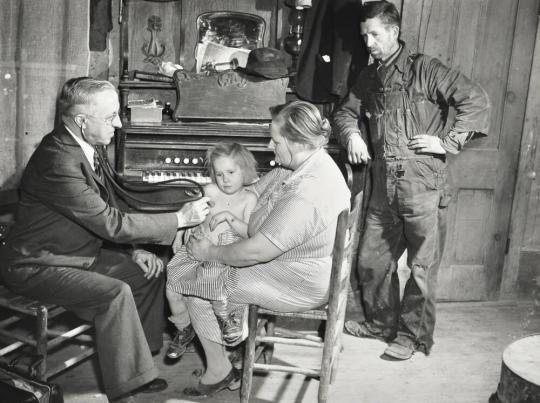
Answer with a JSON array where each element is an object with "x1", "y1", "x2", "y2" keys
[{"x1": 237, "y1": 47, "x2": 292, "y2": 79}]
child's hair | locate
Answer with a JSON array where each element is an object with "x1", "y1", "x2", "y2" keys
[{"x1": 206, "y1": 142, "x2": 258, "y2": 185}]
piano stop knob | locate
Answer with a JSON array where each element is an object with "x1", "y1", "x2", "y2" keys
[
  {"x1": 270, "y1": 160, "x2": 276, "y2": 167},
  {"x1": 174, "y1": 157, "x2": 181, "y2": 164},
  {"x1": 192, "y1": 158, "x2": 199, "y2": 164},
  {"x1": 165, "y1": 157, "x2": 172, "y2": 164},
  {"x1": 183, "y1": 158, "x2": 190, "y2": 164}
]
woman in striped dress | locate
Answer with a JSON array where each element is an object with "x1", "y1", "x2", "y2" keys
[{"x1": 182, "y1": 100, "x2": 351, "y2": 398}]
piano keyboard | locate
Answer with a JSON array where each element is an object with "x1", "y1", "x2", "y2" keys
[{"x1": 142, "y1": 170, "x2": 212, "y2": 184}]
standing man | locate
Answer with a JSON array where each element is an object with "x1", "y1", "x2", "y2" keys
[
  {"x1": 333, "y1": 1, "x2": 490, "y2": 360},
  {"x1": 0, "y1": 78, "x2": 211, "y2": 400}
]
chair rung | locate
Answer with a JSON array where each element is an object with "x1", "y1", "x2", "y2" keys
[
  {"x1": 254, "y1": 363, "x2": 320, "y2": 378},
  {"x1": 0, "y1": 328, "x2": 37, "y2": 348},
  {"x1": 45, "y1": 347, "x2": 96, "y2": 379},
  {"x1": 0, "y1": 341, "x2": 25, "y2": 356},
  {"x1": 273, "y1": 327, "x2": 322, "y2": 343},
  {"x1": 257, "y1": 335, "x2": 323, "y2": 348},
  {"x1": 258, "y1": 309, "x2": 327, "y2": 320},
  {"x1": 47, "y1": 324, "x2": 93, "y2": 350}
]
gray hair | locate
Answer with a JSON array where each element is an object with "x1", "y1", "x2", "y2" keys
[{"x1": 58, "y1": 77, "x2": 116, "y2": 117}]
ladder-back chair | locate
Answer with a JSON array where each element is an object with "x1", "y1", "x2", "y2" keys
[{"x1": 240, "y1": 196, "x2": 361, "y2": 403}]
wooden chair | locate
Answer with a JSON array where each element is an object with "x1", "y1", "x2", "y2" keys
[
  {"x1": 0, "y1": 191, "x2": 95, "y2": 381},
  {"x1": 241, "y1": 197, "x2": 361, "y2": 403}
]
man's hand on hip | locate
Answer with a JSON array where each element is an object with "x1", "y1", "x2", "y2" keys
[
  {"x1": 408, "y1": 135, "x2": 447, "y2": 154},
  {"x1": 347, "y1": 133, "x2": 371, "y2": 164}
]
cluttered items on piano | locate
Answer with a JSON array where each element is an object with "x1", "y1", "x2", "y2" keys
[
  {"x1": 172, "y1": 48, "x2": 291, "y2": 122},
  {"x1": 128, "y1": 98, "x2": 164, "y2": 123}
]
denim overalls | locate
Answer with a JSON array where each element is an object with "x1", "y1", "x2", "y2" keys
[{"x1": 356, "y1": 52, "x2": 451, "y2": 353}]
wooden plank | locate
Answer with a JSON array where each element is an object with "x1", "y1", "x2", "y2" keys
[
  {"x1": 437, "y1": 265, "x2": 489, "y2": 300},
  {"x1": 0, "y1": 2, "x2": 21, "y2": 190},
  {"x1": 472, "y1": 0, "x2": 517, "y2": 149},
  {"x1": 400, "y1": 0, "x2": 425, "y2": 53},
  {"x1": 128, "y1": 1, "x2": 182, "y2": 73},
  {"x1": 421, "y1": 0, "x2": 459, "y2": 65},
  {"x1": 446, "y1": 149, "x2": 498, "y2": 189},
  {"x1": 502, "y1": 4, "x2": 540, "y2": 299},
  {"x1": 452, "y1": 0, "x2": 486, "y2": 77},
  {"x1": 488, "y1": 0, "x2": 540, "y2": 297}
]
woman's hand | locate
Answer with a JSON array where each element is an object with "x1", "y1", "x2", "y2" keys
[
  {"x1": 132, "y1": 248, "x2": 164, "y2": 279},
  {"x1": 186, "y1": 236, "x2": 214, "y2": 261},
  {"x1": 209, "y1": 211, "x2": 234, "y2": 231}
]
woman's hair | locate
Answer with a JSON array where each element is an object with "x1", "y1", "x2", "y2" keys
[
  {"x1": 269, "y1": 100, "x2": 331, "y2": 149},
  {"x1": 206, "y1": 142, "x2": 259, "y2": 185},
  {"x1": 359, "y1": 0, "x2": 401, "y2": 27},
  {"x1": 58, "y1": 77, "x2": 116, "y2": 117}
]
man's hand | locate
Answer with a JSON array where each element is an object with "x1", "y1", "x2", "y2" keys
[
  {"x1": 176, "y1": 196, "x2": 212, "y2": 228},
  {"x1": 186, "y1": 236, "x2": 214, "y2": 262},
  {"x1": 347, "y1": 133, "x2": 371, "y2": 164},
  {"x1": 132, "y1": 249, "x2": 164, "y2": 279},
  {"x1": 209, "y1": 211, "x2": 234, "y2": 231},
  {"x1": 408, "y1": 135, "x2": 447, "y2": 154}
]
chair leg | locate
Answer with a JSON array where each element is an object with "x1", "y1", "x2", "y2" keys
[
  {"x1": 263, "y1": 315, "x2": 276, "y2": 364},
  {"x1": 241, "y1": 305, "x2": 259, "y2": 403},
  {"x1": 34, "y1": 305, "x2": 48, "y2": 380}
]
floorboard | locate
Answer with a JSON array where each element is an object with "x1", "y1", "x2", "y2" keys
[{"x1": 49, "y1": 301, "x2": 540, "y2": 403}]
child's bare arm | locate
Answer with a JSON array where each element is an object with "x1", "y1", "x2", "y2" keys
[{"x1": 209, "y1": 211, "x2": 249, "y2": 238}]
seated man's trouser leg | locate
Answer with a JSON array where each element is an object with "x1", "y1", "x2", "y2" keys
[
  {"x1": 2, "y1": 248, "x2": 164, "y2": 399},
  {"x1": 358, "y1": 158, "x2": 447, "y2": 352}
]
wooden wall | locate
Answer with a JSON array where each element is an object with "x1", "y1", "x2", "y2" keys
[
  {"x1": 1, "y1": 0, "x2": 540, "y2": 301},
  {"x1": 504, "y1": 15, "x2": 540, "y2": 299},
  {"x1": 0, "y1": 0, "x2": 89, "y2": 189}
]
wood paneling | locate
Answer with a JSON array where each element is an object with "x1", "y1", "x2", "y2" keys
[
  {"x1": 0, "y1": 0, "x2": 89, "y2": 190},
  {"x1": 503, "y1": 10, "x2": 540, "y2": 299},
  {"x1": 398, "y1": 0, "x2": 539, "y2": 300}
]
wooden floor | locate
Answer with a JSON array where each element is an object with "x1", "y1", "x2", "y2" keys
[{"x1": 53, "y1": 301, "x2": 540, "y2": 403}]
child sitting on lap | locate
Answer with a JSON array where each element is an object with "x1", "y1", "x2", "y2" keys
[{"x1": 165, "y1": 142, "x2": 258, "y2": 359}]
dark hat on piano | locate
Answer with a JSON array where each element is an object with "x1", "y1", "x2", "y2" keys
[{"x1": 237, "y1": 47, "x2": 292, "y2": 80}]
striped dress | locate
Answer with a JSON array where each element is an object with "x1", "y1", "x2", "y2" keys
[
  {"x1": 185, "y1": 149, "x2": 351, "y2": 344},
  {"x1": 166, "y1": 228, "x2": 241, "y2": 301}
]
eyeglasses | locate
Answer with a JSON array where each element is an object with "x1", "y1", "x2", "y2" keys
[{"x1": 85, "y1": 112, "x2": 119, "y2": 125}]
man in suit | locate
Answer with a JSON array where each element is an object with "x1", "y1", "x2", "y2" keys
[{"x1": 0, "y1": 78, "x2": 211, "y2": 400}]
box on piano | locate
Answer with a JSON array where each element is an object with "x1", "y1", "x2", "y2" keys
[{"x1": 172, "y1": 70, "x2": 288, "y2": 121}]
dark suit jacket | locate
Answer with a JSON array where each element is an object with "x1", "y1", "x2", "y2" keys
[{"x1": 1, "y1": 125, "x2": 177, "y2": 271}]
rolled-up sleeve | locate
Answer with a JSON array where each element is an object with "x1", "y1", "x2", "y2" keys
[{"x1": 421, "y1": 56, "x2": 491, "y2": 137}]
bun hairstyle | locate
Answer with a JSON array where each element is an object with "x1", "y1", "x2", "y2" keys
[{"x1": 270, "y1": 100, "x2": 331, "y2": 149}]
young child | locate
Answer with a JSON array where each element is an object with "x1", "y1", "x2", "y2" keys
[{"x1": 165, "y1": 142, "x2": 258, "y2": 359}]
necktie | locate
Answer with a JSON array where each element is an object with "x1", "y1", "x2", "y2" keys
[{"x1": 93, "y1": 150, "x2": 102, "y2": 179}]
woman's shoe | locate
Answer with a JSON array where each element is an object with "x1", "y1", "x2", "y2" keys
[
  {"x1": 166, "y1": 324, "x2": 195, "y2": 360},
  {"x1": 183, "y1": 367, "x2": 241, "y2": 398}
]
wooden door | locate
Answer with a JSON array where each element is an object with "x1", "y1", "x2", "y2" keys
[{"x1": 394, "y1": 0, "x2": 539, "y2": 300}]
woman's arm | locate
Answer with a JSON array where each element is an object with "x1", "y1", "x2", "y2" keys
[{"x1": 187, "y1": 231, "x2": 282, "y2": 267}]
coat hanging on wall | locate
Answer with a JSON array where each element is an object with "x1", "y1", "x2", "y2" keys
[
  {"x1": 90, "y1": 0, "x2": 112, "y2": 51},
  {"x1": 295, "y1": 0, "x2": 368, "y2": 103}
]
